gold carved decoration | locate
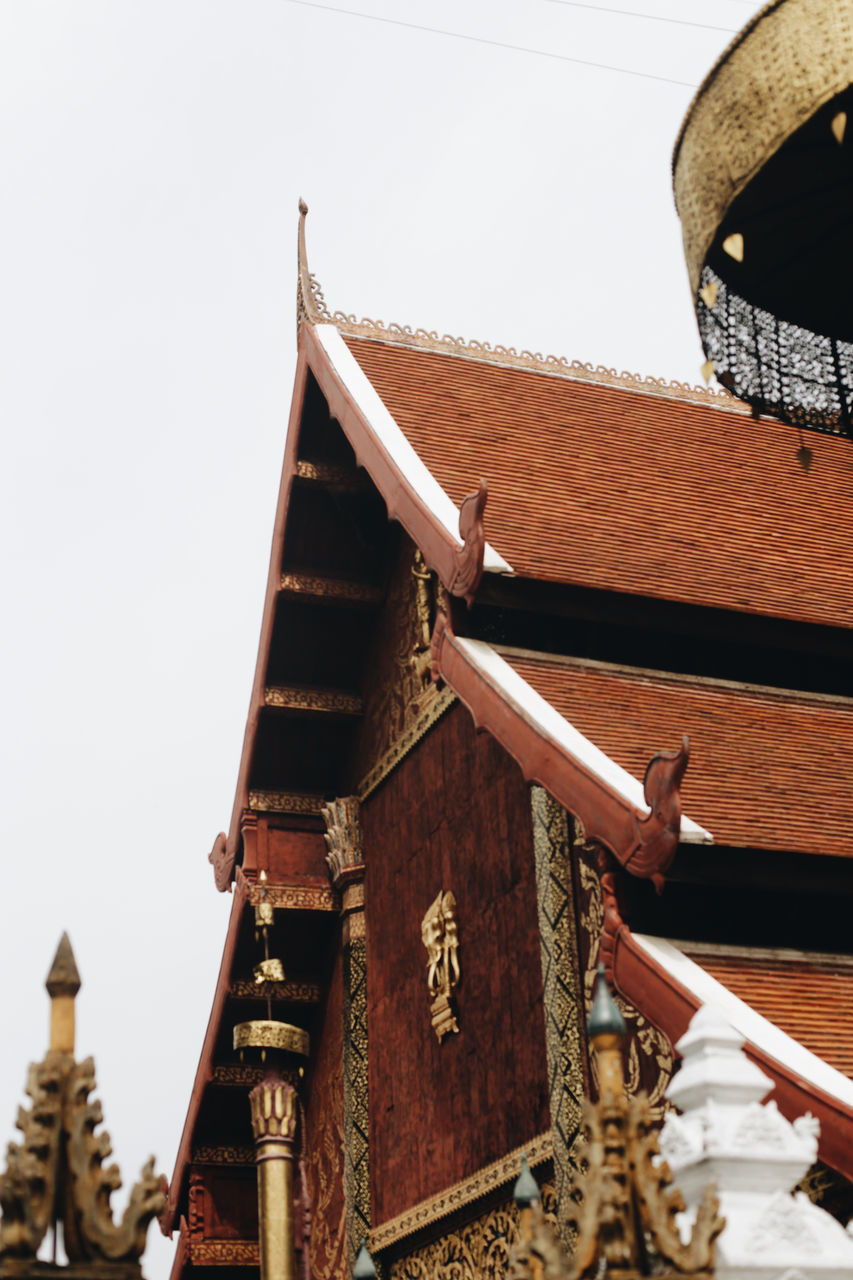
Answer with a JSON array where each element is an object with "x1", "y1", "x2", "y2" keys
[
  {"x1": 212, "y1": 1065, "x2": 300, "y2": 1088},
  {"x1": 231, "y1": 978, "x2": 321, "y2": 1003},
  {"x1": 188, "y1": 1239, "x2": 261, "y2": 1266},
  {"x1": 389, "y1": 1181, "x2": 557, "y2": 1280},
  {"x1": 578, "y1": 850, "x2": 673, "y2": 1117},
  {"x1": 246, "y1": 883, "x2": 339, "y2": 913},
  {"x1": 191, "y1": 1146, "x2": 255, "y2": 1166},
  {"x1": 0, "y1": 936, "x2": 165, "y2": 1272},
  {"x1": 264, "y1": 686, "x2": 363, "y2": 715},
  {"x1": 354, "y1": 540, "x2": 455, "y2": 801},
  {"x1": 279, "y1": 572, "x2": 382, "y2": 605},
  {"x1": 296, "y1": 202, "x2": 734, "y2": 410},
  {"x1": 421, "y1": 891, "x2": 461, "y2": 1042},
  {"x1": 322, "y1": 797, "x2": 365, "y2": 890},
  {"x1": 565, "y1": 971, "x2": 721, "y2": 1279},
  {"x1": 248, "y1": 790, "x2": 326, "y2": 816},
  {"x1": 673, "y1": 0, "x2": 853, "y2": 299},
  {"x1": 370, "y1": 1134, "x2": 553, "y2": 1253},
  {"x1": 233, "y1": 1021, "x2": 310, "y2": 1057}
]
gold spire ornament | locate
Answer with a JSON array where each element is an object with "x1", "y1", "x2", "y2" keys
[
  {"x1": 0, "y1": 935, "x2": 166, "y2": 1277},
  {"x1": 506, "y1": 968, "x2": 723, "y2": 1280}
]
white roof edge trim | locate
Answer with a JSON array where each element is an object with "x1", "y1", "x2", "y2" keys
[
  {"x1": 458, "y1": 639, "x2": 713, "y2": 843},
  {"x1": 634, "y1": 933, "x2": 853, "y2": 1110},
  {"x1": 314, "y1": 325, "x2": 514, "y2": 575}
]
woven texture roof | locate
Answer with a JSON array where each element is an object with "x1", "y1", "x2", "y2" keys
[
  {"x1": 504, "y1": 651, "x2": 853, "y2": 857},
  {"x1": 344, "y1": 336, "x2": 853, "y2": 629},
  {"x1": 683, "y1": 947, "x2": 853, "y2": 1080}
]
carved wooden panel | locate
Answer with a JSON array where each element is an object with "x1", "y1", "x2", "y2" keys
[
  {"x1": 575, "y1": 844, "x2": 673, "y2": 1118},
  {"x1": 389, "y1": 1180, "x2": 557, "y2": 1280},
  {"x1": 363, "y1": 703, "x2": 550, "y2": 1224},
  {"x1": 351, "y1": 537, "x2": 454, "y2": 799},
  {"x1": 303, "y1": 948, "x2": 347, "y2": 1280}
]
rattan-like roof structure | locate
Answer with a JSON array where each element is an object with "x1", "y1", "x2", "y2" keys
[{"x1": 674, "y1": 0, "x2": 853, "y2": 436}]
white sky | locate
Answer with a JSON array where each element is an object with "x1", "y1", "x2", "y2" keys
[{"x1": 0, "y1": 3, "x2": 763, "y2": 1277}]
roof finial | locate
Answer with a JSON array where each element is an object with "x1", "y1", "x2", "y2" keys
[
  {"x1": 296, "y1": 199, "x2": 331, "y2": 335},
  {"x1": 46, "y1": 931, "x2": 81, "y2": 1054}
]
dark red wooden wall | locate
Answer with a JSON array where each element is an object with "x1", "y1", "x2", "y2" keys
[{"x1": 362, "y1": 703, "x2": 549, "y2": 1224}]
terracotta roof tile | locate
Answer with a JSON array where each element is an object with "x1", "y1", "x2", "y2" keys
[
  {"x1": 503, "y1": 651, "x2": 853, "y2": 856},
  {"x1": 683, "y1": 948, "x2": 853, "y2": 1080},
  {"x1": 344, "y1": 335, "x2": 853, "y2": 629}
]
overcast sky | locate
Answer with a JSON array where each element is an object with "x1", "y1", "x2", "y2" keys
[{"x1": 0, "y1": 4, "x2": 762, "y2": 1277}]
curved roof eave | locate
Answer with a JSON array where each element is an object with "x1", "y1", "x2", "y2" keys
[
  {"x1": 614, "y1": 928, "x2": 853, "y2": 1180},
  {"x1": 431, "y1": 618, "x2": 711, "y2": 878},
  {"x1": 308, "y1": 323, "x2": 513, "y2": 577}
]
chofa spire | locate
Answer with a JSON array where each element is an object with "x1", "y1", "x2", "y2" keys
[
  {"x1": 0, "y1": 935, "x2": 166, "y2": 1277},
  {"x1": 296, "y1": 199, "x2": 332, "y2": 333}
]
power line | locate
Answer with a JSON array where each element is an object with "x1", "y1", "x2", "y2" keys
[
  {"x1": 542, "y1": 0, "x2": 736, "y2": 36},
  {"x1": 284, "y1": 0, "x2": 698, "y2": 88}
]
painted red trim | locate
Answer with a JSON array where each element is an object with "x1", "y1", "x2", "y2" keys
[
  {"x1": 166, "y1": 1219, "x2": 189, "y2": 1280},
  {"x1": 159, "y1": 873, "x2": 248, "y2": 1235},
  {"x1": 302, "y1": 324, "x2": 473, "y2": 594},
  {"x1": 611, "y1": 925, "x2": 853, "y2": 1181},
  {"x1": 219, "y1": 350, "x2": 311, "y2": 878},
  {"x1": 430, "y1": 612, "x2": 683, "y2": 877}
]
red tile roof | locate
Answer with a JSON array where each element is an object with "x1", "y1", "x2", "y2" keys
[
  {"x1": 503, "y1": 650, "x2": 853, "y2": 857},
  {"x1": 344, "y1": 335, "x2": 853, "y2": 630},
  {"x1": 683, "y1": 947, "x2": 853, "y2": 1080}
]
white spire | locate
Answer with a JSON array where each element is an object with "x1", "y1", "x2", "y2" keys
[{"x1": 659, "y1": 1002, "x2": 853, "y2": 1279}]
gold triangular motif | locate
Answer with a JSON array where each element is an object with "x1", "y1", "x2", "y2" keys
[
  {"x1": 833, "y1": 111, "x2": 847, "y2": 144},
  {"x1": 722, "y1": 233, "x2": 744, "y2": 262},
  {"x1": 700, "y1": 280, "x2": 718, "y2": 309},
  {"x1": 701, "y1": 360, "x2": 715, "y2": 384}
]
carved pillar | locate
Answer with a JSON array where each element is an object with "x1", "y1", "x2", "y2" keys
[
  {"x1": 249, "y1": 1070, "x2": 298, "y2": 1280},
  {"x1": 529, "y1": 787, "x2": 586, "y2": 1243},
  {"x1": 323, "y1": 797, "x2": 370, "y2": 1265}
]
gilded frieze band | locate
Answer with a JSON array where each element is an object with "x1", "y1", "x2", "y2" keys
[
  {"x1": 530, "y1": 788, "x2": 585, "y2": 1244},
  {"x1": 343, "y1": 936, "x2": 370, "y2": 1263},
  {"x1": 370, "y1": 1134, "x2": 553, "y2": 1253},
  {"x1": 388, "y1": 1180, "x2": 557, "y2": 1280}
]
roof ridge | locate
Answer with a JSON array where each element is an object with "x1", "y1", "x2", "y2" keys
[
  {"x1": 672, "y1": 938, "x2": 853, "y2": 968},
  {"x1": 495, "y1": 644, "x2": 853, "y2": 709},
  {"x1": 295, "y1": 201, "x2": 746, "y2": 415}
]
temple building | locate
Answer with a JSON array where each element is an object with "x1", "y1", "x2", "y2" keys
[{"x1": 158, "y1": 187, "x2": 853, "y2": 1280}]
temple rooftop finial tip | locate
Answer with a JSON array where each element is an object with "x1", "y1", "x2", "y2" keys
[{"x1": 46, "y1": 931, "x2": 81, "y2": 998}]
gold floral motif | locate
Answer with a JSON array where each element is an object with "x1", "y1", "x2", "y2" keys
[
  {"x1": 530, "y1": 788, "x2": 585, "y2": 1244},
  {"x1": 279, "y1": 573, "x2": 381, "y2": 604},
  {"x1": 303, "y1": 1065, "x2": 347, "y2": 1280},
  {"x1": 248, "y1": 790, "x2": 327, "y2": 816},
  {"x1": 370, "y1": 1134, "x2": 553, "y2": 1252},
  {"x1": 578, "y1": 856, "x2": 673, "y2": 1116},
  {"x1": 389, "y1": 1182, "x2": 557, "y2": 1280},
  {"x1": 188, "y1": 1239, "x2": 260, "y2": 1266},
  {"x1": 264, "y1": 686, "x2": 363, "y2": 714},
  {"x1": 191, "y1": 1146, "x2": 255, "y2": 1166},
  {"x1": 247, "y1": 883, "x2": 339, "y2": 912},
  {"x1": 421, "y1": 891, "x2": 461, "y2": 1042},
  {"x1": 354, "y1": 540, "x2": 455, "y2": 799}
]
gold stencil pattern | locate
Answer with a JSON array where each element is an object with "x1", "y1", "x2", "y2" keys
[
  {"x1": 370, "y1": 1134, "x2": 553, "y2": 1252},
  {"x1": 530, "y1": 787, "x2": 585, "y2": 1244},
  {"x1": 389, "y1": 1182, "x2": 557, "y2": 1280},
  {"x1": 354, "y1": 541, "x2": 455, "y2": 799},
  {"x1": 578, "y1": 853, "x2": 673, "y2": 1116}
]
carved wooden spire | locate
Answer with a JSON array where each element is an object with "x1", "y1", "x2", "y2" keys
[
  {"x1": 296, "y1": 200, "x2": 331, "y2": 334},
  {"x1": 0, "y1": 936, "x2": 166, "y2": 1275}
]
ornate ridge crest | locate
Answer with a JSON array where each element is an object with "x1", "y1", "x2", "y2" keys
[{"x1": 296, "y1": 201, "x2": 741, "y2": 412}]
